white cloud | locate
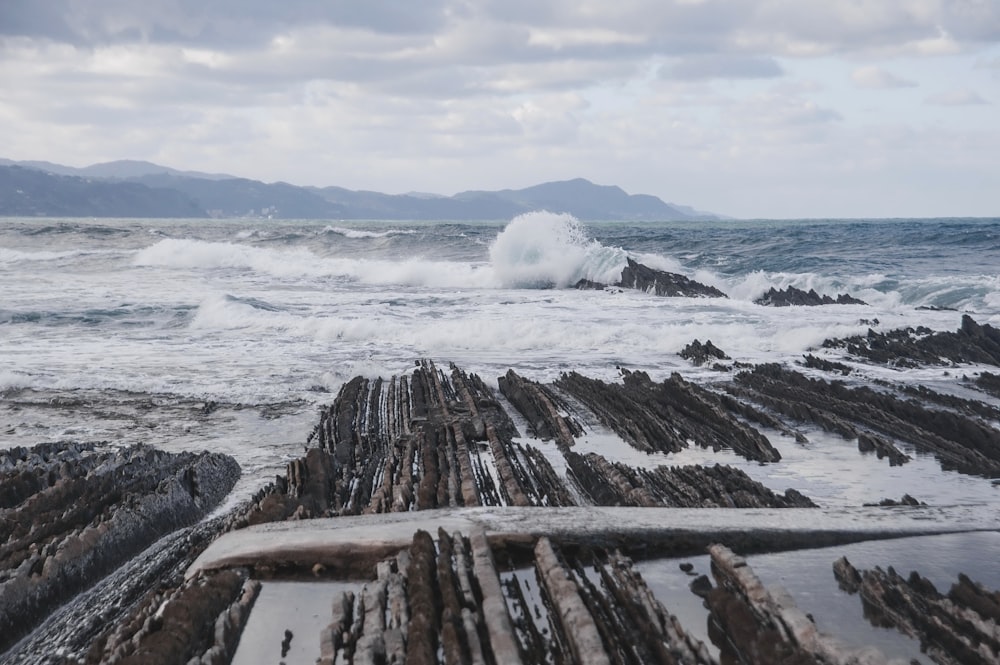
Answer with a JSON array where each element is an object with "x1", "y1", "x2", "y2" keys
[{"x1": 851, "y1": 65, "x2": 917, "y2": 89}]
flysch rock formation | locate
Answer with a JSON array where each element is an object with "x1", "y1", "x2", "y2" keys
[
  {"x1": 755, "y1": 285, "x2": 868, "y2": 306},
  {"x1": 574, "y1": 257, "x2": 727, "y2": 298},
  {"x1": 0, "y1": 443, "x2": 240, "y2": 656},
  {"x1": 834, "y1": 557, "x2": 1000, "y2": 665},
  {"x1": 5, "y1": 319, "x2": 1000, "y2": 663}
]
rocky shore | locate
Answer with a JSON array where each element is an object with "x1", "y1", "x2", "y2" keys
[{"x1": 3, "y1": 317, "x2": 1000, "y2": 663}]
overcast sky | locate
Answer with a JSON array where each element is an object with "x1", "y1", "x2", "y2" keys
[{"x1": 1, "y1": 1, "x2": 998, "y2": 218}]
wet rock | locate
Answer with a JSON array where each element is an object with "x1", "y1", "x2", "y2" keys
[
  {"x1": 801, "y1": 354, "x2": 853, "y2": 375},
  {"x1": 755, "y1": 285, "x2": 868, "y2": 306},
  {"x1": 689, "y1": 574, "x2": 713, "y2": 599},
  {"x1": 0, "y1": 443, "x2": 240, "y2": 654},
  {"x1": 573, "y1": 278, "x2": 608, "y2": 290},
  {"x1": 709, "y1": 544, "x2": 888, "y2": 664},
  {"x1": 975, "y1": 371, "x2": 1000, "y2": 398},
  {"x1": 863, "y1": 494, "x2": 925, "y2": 507},
  {"x1": 733, "y1": 363, "x2": 1000, "y2": 477},
  {"x1": 557, "y1": 370, "x2": 781, "y2": 461},
  {"x1": 680, "y1": 339, "x2": 731, "y2": 366},
  {"x1": 620, "y1": 257, "x2": 727, "y2": 298},
  {"x1": 823, "y1": 315, "x2": 1000, "y2": 368},
  {"x1": 833, "y1": 557, "x2": 1000, "y2": 665}
]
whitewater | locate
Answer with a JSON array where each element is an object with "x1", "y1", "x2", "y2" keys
[{"x1": 2, "y1": 212, "x2": 999, "y2": 504}]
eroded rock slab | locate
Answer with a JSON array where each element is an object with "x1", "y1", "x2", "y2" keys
[{"x1": 0, "y1": 443, "x2": 240, "y2": 654}]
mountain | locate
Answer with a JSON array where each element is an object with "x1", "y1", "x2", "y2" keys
[
  {"x1": 0, "y1": 159, "x2": 721, "y2": 221},
  {"x1": 0, "y1": 166, "x2": 207, "y2": 218}
]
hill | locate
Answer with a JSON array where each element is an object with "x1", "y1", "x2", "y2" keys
[{"x1": 0, "y1": 159, "x2": 720, "y2": 221}]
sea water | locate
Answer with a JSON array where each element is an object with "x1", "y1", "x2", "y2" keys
[{"x1": 2, "y1": 213, "x2": 999, "y2": 509}]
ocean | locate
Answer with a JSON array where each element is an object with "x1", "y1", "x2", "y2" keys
[{"x1": 2, "y1": 212, "x2": 999, "y2": 509}]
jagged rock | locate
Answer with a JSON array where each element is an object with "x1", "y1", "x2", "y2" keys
[
  {"x1": 680, "y1": 339, "x2": 730, "y2": 366},
  {"x1": 0, "y1": 443, "x2": 240, "y2": 654},
  {"x1": 755, "y1": 285, "x2": 868, "y2": 306},
  {"x1": 557, "y1": 369, "x2": 781, "y2": 462},
  {"x1": 833, "y1": 557, "x2": 1000, "y2": 665},
  {"x1": 975, "y1": 371, "x2": 1000, "y2": 398},
  {"x1": 709, "y1": 545, "x2": 890, "y2": 664},
  {"x1": 732, "y1": 363, "x2": 1000, "y2": 477},
  {"x1": 823, "y1": 315, "x2": 1000, "y2": 368},
  {"x1": 619, "y1": 258, "x2": 727, "y2": 298},
  {"x1": 573, "y1": 278, "x2": 608, "y2": 290},
  {"x1": 801, "y1": 354, "x2": 853, "y2": 375},
  {"x1": 863, "y1": 494, "x2": 925, "y2": 507}
]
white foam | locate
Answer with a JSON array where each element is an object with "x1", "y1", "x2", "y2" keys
[
  {"x1": 488, "y1": 212, "x2": 628, "y2": 288},
  {"x1": 323, "y1": 226, "x2": 416, "y2": 239}
]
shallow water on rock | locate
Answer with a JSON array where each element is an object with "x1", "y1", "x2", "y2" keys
[
  {"x1": 637, "y1": 530, "x2": 1000, "y2": 664},
  {"x1": 231, "y1": 580, "x2": 362, "y2": 665}
]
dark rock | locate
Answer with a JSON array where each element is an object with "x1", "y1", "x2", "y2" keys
[
  {"x1": 680, "y1": 339, "x2": 730, "y2": 366},
  {"x1": 823, "y1": 315, "x2": 1000, "y2": 368},
  {"x1": 690, "y1": 574, "x2": 713, "y2": 598},
  {"x1": 834, "y1": 558, "x2": 1000, "y2": 664},
  {"x1": 619, "y1": 258, "x2": 727, "y2": 298},
  {"x1": 733, "y1": 363, "x2": 1000, "y2": 477},
  {"x1": 801, "y1": 354, "x2": 852, "y2": 375},
  {"x1": 975, "y1": 371, "x2": 1000, "y2": 398},
  {"x1": 0, "y1": 443, "x2": 240, "y2": 654},
  {"x1": 755, "y1": 285, "x2": 867, "y2": 306},
  {"x1": 680, "y1": 562, "x2": 694, "y2": 573},
  {"x1": 863, "y1": 494, "x2": 925, "y2": 507},
  {"x1": 573, "y1": 278, "x2": 608, "y2": 290}
]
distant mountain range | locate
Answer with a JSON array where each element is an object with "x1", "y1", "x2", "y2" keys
[{"x1": 0, "y1": 158, "x2": 721, "y2": 221}]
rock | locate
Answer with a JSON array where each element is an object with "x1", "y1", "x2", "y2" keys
[
  {"x1": 833, "y1": 557, "x2": 1000, "y2": 665},
  {"x1": 755, "y1": 285, "x2": 868, "y2": 306},
  {"x1": 0, "y1": 443, "x2": 240, "y2": 655},
  {"x1": 679, "y1": 562, "x2": 694, "y2": 573},
  {"x1": 689, "y1": 574, "x2": 713, "y2": 598},
  {"x1": 680, "y1": 339, "x2": 730, "y2": 366},
  {"x1": 732, "y1": 363, "x2": 1000, "y2": 477},
  {"x1": 823, "y1": 315, "x2": 1000, "y2": 368},
  {"x1": 619, "y1": 258, "x2": 727, "y2": 298}
]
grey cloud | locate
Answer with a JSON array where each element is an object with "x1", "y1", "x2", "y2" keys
[
  {"x1": 662, "y1": 55, "x2": 784, "y2": 80},
  {"x1": 1, "y1": 0, "x2": 453, "y2": 47}
]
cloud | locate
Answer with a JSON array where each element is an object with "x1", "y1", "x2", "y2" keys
[
  {"x1": 662, "y1": 55, "x2": 784, "y2": 80},
  {"x1": 925, "y1": 89, "x2": 989, "y2": 106},
  {"x1": 851, "y1": 65, "x2": 917, "y2": 89}
]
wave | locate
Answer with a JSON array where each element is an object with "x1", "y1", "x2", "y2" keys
[
  {"x1": 0, "y1": 248, "x2": 104, "y2": 263},
  {"x1": 488, "y1": 212, "x2": 628, "y2": 288},
  {"x1": 323, "y1": 226, "x2": 417, "y2": 239}
]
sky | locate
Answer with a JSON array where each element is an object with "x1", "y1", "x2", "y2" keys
[{"x1": 1, "y1": 1, "x2": 998, "y2": 219}]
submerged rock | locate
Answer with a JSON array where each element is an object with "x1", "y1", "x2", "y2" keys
[
  {"x1": 755, "y1": 285, "x2": 868, "y2": 306},
  {"x1": 833, "y1": 557, "x2": 1000, "y2": 665}
]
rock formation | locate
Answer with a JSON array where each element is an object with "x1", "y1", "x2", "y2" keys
[
  {"x1": 0, "y1": 443, "x2": 240, "y2": 654},
  {"x1": 834, "y1": 557, "x2": 1000, "y2": 665},
  {"x1": 755, "y1": 285, "x2": 868, "y2": 306},
  {"x1": 574, "y1": 257, "x2": 727, "y2": 298},
  {"x1": 823, "y1": 315, "x2": 1000, "y2": 368}
]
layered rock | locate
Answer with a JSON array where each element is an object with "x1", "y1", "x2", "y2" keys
[
  {"x1": 0, "y1": 443, "x2": 240, "y2": 654},
  {"x1": 834, "y1": 557, "x2": 1000, "y2": 665},
  {"x1": 823, "y1": 315, "x2": 1000, "y2": 368},
  {"x1": 731, "y1": 364, "x2": 1000, "y2": 476},
  {"x1": 755, "y1": 285, "x2": 867, "y2": 306},
  {"x1": 706, "y1": 544, "x2": 890, "y2": 664},
  {"x1": 573, "y1": 258, "x2": 727, "y2": 298}
]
